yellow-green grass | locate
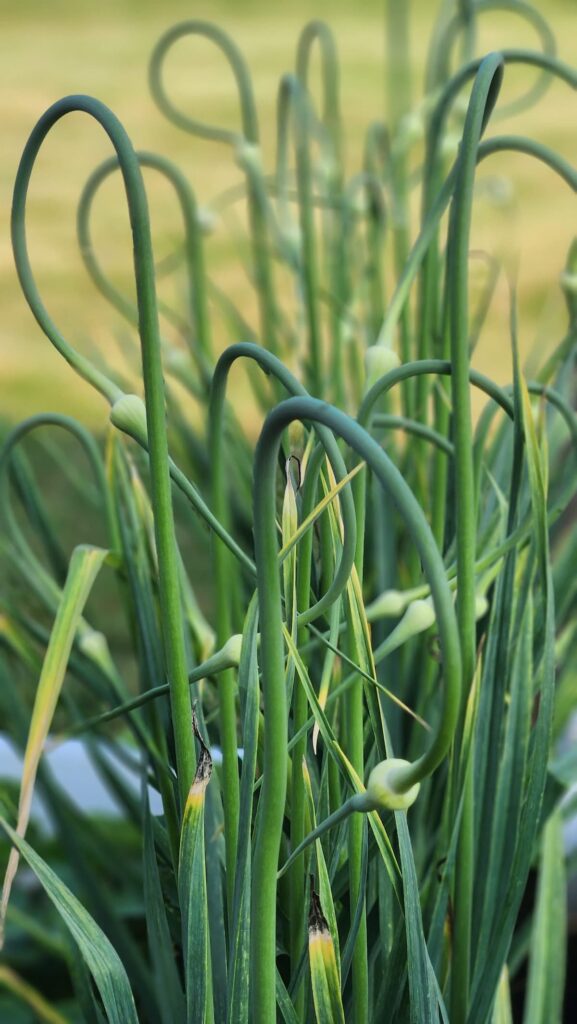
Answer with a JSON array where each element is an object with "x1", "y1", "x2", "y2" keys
[{"x1": 1, "y1": 0, "x2": 575, "y2": 429}]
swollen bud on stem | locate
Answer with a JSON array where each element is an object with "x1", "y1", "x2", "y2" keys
[
  {"x1": 219, "y1": 633, "x2": 243, "y2": 667},
  {"x1": 186, "y1": 633, "x2": 243, "y2": 686},
  {"x1": 399, "y1": 597, "x2": 436, "y2": 635},
  {"x1": 364, "y1": 758, "x2": 420, "y2": 811},
  {"x1": 278, "y1": 756, "x2": 420, "y2": 880},
  {"x1": 364, "y1": 344, "x2": 400, "y2": 393},
  {"x1": 110, "y1": 394, "x2": 148, "y2": 445},
  {"x1": 561, "y1": 238, "x2": 577, "y2": 324},
  {"x1": 235, "y1": 140, "x2": 263, "y2": 176}
]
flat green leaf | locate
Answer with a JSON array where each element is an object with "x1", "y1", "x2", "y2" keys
[
  {"x1": 277, "y1": 461, "x2": 364, "y2": 566},
  {"x1": 282, "y1": 626, "x2": 401, "y2": 901},
  {"x1": 276, "y1": 970, "x2": 300, "y2": 1024},
  {"x1": 308, "y1": 890, "x2": 346, "y2": 1024},
  {"x1": 179, "y1": 711, "x2": 212, "y2": 1024},
  {"x1": 523, "y1": 810, "x2": 566, "y2": 1024},
  {"x1": 0, "y1": 545, "x2": 108, "y2": 944},
  {"x1": 396, "y1": 812, "x2": 441, "y2": 1024},
  {"x1": 0, "y1": 820, "x2": 138, "y2": 1024},
  {"x1": 492, "y1": 966, "x2": 513, "y2": 1024},
  {"x1": 227, "y1": 597, "x2": 259, "y2": 1024},
  {"x1": 142, "y1": 795, "x2": 185, "y2": 1024},
  {"x1": 302, "y1": 758, "x2": 341, "y2": 977}
]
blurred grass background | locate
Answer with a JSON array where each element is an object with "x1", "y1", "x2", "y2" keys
[{"x1": 0, "y1": 0, "x2": 575, "y2": 430}]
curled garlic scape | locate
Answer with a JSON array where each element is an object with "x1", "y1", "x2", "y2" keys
[{"x1": 278, "y1": 757, "x2": 420, "y2": 880}]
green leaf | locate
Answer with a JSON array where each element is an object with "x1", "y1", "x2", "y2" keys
[
  {"x1": 302, "y1": 758, "x2": 341, "y2": 978},
  {"x1": 282, "y1": 626, "x2": 401, "y2": 901},
  {"x1": 492, "y1": 966, "x2": 513, "y2": 1024},
  {"x1": 227, "y1": 597, "x2": 260, "y2": 1024},
  {"x1": 308, "y1": 889, "x2": 346, "y2": 1024},
  {"x1": 142, "y1": 795, "x2": 186, "y2": 1024},
  {"x1": 179, "y1": 710, "x2": 212, "y2": 1024},
  {"x1": 396, "y1": 812, "x2": 442, "y2": 1024},
  {"x1": 523, "y1": 810, "x2": 566, "y2": 1024},
  {"x1": 276, "y1": 970, "x2": 300, "y2": 1024},
  {"x1": 0, "y1": 545, "x2": 108, "y2": 943},
  {"x1": 0, "y1": 820, "x2": 138, "y2": 1024}
]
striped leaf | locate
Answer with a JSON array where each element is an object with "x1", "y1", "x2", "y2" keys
[
  {"x1": 142, "y1": 794, "x2": 186, "y2": 1024},
  {"x1": 282, "y1": 455, "x2": 300, "y2": 626},
  {"x1": 492, "y1": 966, "x2": 513, "y2": 1024},
  {"x1": 308, "y1": 889, "x2": 346, "y2": 1024},
  {"x1": 396, "y1": 812, "x2": 442, "y2": 1024},
  {"x1": 0, "y1": 820, "x2": 138, "y2": 1024},
  {"x1": 0, "y1": 544, "x2": 108, "y2": 944},
  {"x1": 282, "y1": 625, "x2": 401, "y2": 900},
  {"x1": 302, "y1": 758, "x2": 341, "y2": 977},
  {"x1": 227, "y1": 596, "x2": 259, "y2": 1024},
  {"x1": 523, "y1": 810, "x2": 566, "y2": 1024},
  {"x1": 179, "y1": 707, "x2": 212, "y2": 1024}
]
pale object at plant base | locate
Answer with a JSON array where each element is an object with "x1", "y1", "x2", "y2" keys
[{"x1": 0, "y1": 734, "x2": 162, "y2": 831}]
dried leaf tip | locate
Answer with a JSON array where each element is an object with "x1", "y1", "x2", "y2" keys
[
  {"x1": 191, "y1": 705, "x2": 212, "y2": 791},
  {"x1": 308, "y1": 886, "x2": 329, "y2": 937}
]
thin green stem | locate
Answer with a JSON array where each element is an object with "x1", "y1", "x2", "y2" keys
[
  {"x1": 445, "y1": 53, "x2": 503, "y2": 1024},
  {"x1": 276, "y1": 75, "x2": 323, "y2": 394},
  {"x1": 210, "y1": 343, "x2": 357, "y2": 627},
  {"x1": 386, "y1": 0, "x2": 413, "y2": 411},
  {"x1": 150, "y1": 21, "x2": 280, "y2": 360},
  {"x1": 11, "y1": 95, "x2": 195, "y2": 809},
  {"x1": 251, "y1": 394, "x2": 461, "y2": 1022},
  {"x1": 297, "y1": 21, "x2": 346, "y2": 405},
  {"x1": 77, "y1": 151, "x2": 213, "y2": 380}
]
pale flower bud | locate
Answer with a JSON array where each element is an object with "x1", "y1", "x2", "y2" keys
[
  {"x1": 78, "y1": 629, "x2": 108, "y2": 663},
  {"x1": 220, "y1": 633, "x2": 243, "y2": 668},
  {"x1": 366, "y1": 589, "x2": 408, "y2": 620},
  {"x1": 365, "y1": 758, "x2": 420, "y2": 811},
  {"x1": 364, "y1": 345, "x2": 400, "y2": 393},
  {"x1": 235, "y1": 140, "x2": 263, "y2": 177},
  {"x1": 401, "y1": 597, "x2": 436, "y2": 635},
  {"x1": 110, "y1": 394, "x2": 147, "y2": 445},
  {"x1": 196, "y1": 207, "x2": 218, "y2": 234}
]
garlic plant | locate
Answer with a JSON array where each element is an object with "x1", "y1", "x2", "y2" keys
[{"x1": 1, "y1": 3, "x2": 576, "y2": 1023}]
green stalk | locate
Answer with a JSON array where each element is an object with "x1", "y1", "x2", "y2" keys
[
  {"x1": 444, "y1": 54, "x2": 503, "y2": 1024},
  {"x1": 296, "y1": 21, "x2": 346, "y2": 405},
  {"x1": 210, "y1": 341, "x2": 355, "y2": 929},
  {"x1": 149, "y1": 21, "x2": 279, "y2": 358},
  {"x1": 77, "y1": 151, "x2": 213, "y2": 382},
  {"x1": 287, "y1": 443, "x2": 320, "y2": 1015},
  {"x1": 347, "y1": 429, "x2": 370, "y2": 1023},
  {"x1": 276, "y1": 75, "x2": 323, "y2": 395},
  {"x1": 363, "y1": 125, "x2": 388, "y2": 342},
  {"x1": 0, "y1": 414, "x2": 119, "y2": 574},
  {"x1": 432, "y1": 1, "x2": 556, "y2": 119},
  {"x1": 378, "y1": 50, "x2": 577, "y2": 354},
  {"x1": 385, "y1": 0, "x2": 413, "y2": 408},
  {"x1": 210, "y1": 343, "x2": 357, "y2": 628},
  {"x1": 11, "y1": 95, "x2": 195, "y2": 809},
  {"x1": 345, "y1": 650, "x2": 368, "y2": 1024},
  {"x1": 359, "y1": 359, "x2": 513, "y2": 431},
  {"x1": 251, "y1": 394, "x2": 461, "y2": 1022}
]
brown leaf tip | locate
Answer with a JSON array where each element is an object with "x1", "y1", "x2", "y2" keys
[
  {"x1": 192, "y1": 704, "x2": 213, "y2": 786},
  {"x1": 308, "y1": 886, "x2": 329, "y2": 936},
  {"x1": 285, "y1": 454, "x2": 302, "y2": 492}
]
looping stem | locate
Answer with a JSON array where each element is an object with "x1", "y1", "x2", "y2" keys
[
  {"x1": 251, "y1": 395, "x2": 461, "y2": 1024},
  {"x1": 11, "y1": 95, "x2": 195, "y2": 808}
]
